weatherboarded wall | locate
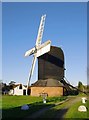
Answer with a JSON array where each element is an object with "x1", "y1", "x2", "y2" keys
[
  {"x1": 38, "y1": 46, "x2": 64, "y2": 81},
  {"x1": 31, "y1": 87, "x2": 64, "y2": 97}
]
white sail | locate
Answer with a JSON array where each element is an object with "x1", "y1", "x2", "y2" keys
[
  {"x1": 24, "y1": 14, "x2": 51, "y2": 93},
  {"x1": 27, "y1": 54, "x2": 37, "y2": 90},
  {"x1": 36, "y1": 40, "x2": 51, "y2": 57},
  {"x1": 36, "y1": 14, "x2": 46, "y2": 47},
  {"x1": 24, "y1": 47, "x2": 35, "y2": 57}
]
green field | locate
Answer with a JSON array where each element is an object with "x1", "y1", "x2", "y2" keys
[
  {"x1": 38, "y1": 95, "x2": 89, "y2": 119},
  {"x1": 2, "y1": 95, "x2": 42, "y2": 109},
  {"x1": 1, "y1": 95, "x2": 67, "y2": 119},
  {"x1": 1, "y1": 95, "x2": 89, "y2": 119},
  {"x1": 2, "y1": 95, "x2": 43, "y2": 119},
  {"x1": 64, "y1": 100, "x2": 89, "y2": 119}
]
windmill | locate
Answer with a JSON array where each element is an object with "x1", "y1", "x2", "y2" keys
[{"x1": 25, "y1": 14, "x2": 51, "y2": 95}]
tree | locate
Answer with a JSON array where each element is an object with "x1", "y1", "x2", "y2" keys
[
  {"x1": 9, "y1": 81, "x2": 16, "y2": 86},
  {"x1": 1, "y1": 82, "x2": 10, "y2": 94},
  {"x1": 9, "y1": 81, "x2": 16, "y2": 89},
  {"x1": 78, "y1": 81, "x2": 84, "y2": 93}
]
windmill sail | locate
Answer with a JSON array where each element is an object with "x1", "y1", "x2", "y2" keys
[
  {"x1": 25, "y1": 47, "x2": 35, "y2": 57},
  {"x1": 27, "y1": 54, "x2": 37, "y2": 90},
  {"x1": 25, "y1": 14, "x2": 51, "y2": 95},
  {"x1": 36, "y1": 40, "x2": 51, "y2": 57},
  {"x1": 25, "y1": 40, "x2": 51, "y2": 58},
  {"x1": 36, "y1": 14, "x2": 46, "y2": 47}
]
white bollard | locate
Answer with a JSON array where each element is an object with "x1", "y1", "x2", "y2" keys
[
  {"x1": 43, "y1": 98, "x2": 46, "y2": 103},
  {"x1": 78, "y1": 105, "x2": 87, "y2": 112},
  {"x1": 81, "y1": 97, "x2": 87, "y2": 104}
]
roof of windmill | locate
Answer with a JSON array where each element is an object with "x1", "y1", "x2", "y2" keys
[{"x1": 31, "y1": 79, "x2": 64, "y2": 87}]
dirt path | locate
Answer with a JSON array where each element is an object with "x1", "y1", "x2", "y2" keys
[
  {"x1": 25, "y1": 96, "x2": 82, "y2": 119},
  {"x1": 55, "y1": 96, "x2": 82, "y2": 119}
]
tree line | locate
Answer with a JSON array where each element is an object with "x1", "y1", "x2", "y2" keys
[
  {"x1": 0, "y1": 80, "x2": 89, "y2": 95},
  {"x1": 0, "y1": 80, "x2": 16, "y2": 94}
]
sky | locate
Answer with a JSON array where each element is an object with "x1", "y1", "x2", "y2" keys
[
  {"x1": 88, "y1": 2, "x2": 89, "y2": 85},
  {"x1": 1, "y1": 0, "x2": 88, "y2": 2},
  {"x1": 0, "y1": 2, "x2": 2, "y2": 82},
  {"x1": 2, "y1": 2, "x2": 87, "y2": 86}
]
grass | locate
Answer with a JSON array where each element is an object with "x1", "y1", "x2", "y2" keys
[
  {"x1": 2, "y1": 95, "x2": 45, "y2": 119},
  {"x1": 64, "y1": 100, "x2": 89, "y2": 119},
  {"x1": 77, "y1": 93, "x2": 88, "y2": 97},
  {"x1": 38, "y1": 98, "x2": 68, "y2": 118},
  {"x1": 2, "y1": 95, "x2": 43, "y2": 109},
  {"x1": 1, "y1": 95, "x2": 67, "y2": 119},
  {"x1": 38, "y1": 96, "x2": 89, "y2": 119},
  {"x1": 2, "y1": 95, "x2": 88, "y2": 119},
  {"x1": 46, "y1": 96, "x2": 67, "y2": 104}
]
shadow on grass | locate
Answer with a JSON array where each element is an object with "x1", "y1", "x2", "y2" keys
[
  {"x1": 38, "y1": 108, "x2": 87, "y2": 120},
  {"x1": 2, "y1": 102, "x2": 54, "y2": 120},
  {"x1": 38, "y1": 107, "x2": 68, "y2": 119},
  {"x1": 55, "y1": 108, "x2": 68, "y2": 119}
]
